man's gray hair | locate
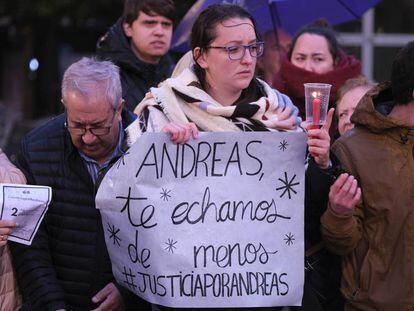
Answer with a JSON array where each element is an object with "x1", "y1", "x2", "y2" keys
[{"x1": 61, "y1": 57, "x2": 122, "y2": 109}]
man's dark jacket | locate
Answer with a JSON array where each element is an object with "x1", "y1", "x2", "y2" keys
[
  {"x1": 10, "y1": 110, "x2": 147, "y2": 310},
  {"x1": 96, "y1": 18, "x2": 175, "y2": 112}
]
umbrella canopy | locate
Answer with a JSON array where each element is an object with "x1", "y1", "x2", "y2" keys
[{"x1": 172, "y1": 0, "x2": 382, "y2": 52}]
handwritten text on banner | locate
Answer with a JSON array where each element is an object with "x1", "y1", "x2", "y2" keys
[{"x1": 96, "y1": 132, "x2": 306, "y2": 308}]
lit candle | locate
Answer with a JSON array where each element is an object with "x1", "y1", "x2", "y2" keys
[{"x1": 311, "y1": 92, "x2": 321, "y2": 129}]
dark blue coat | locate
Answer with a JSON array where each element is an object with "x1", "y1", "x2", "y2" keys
[{"x1": 10, "y1": 110, "x2": 148, "y2": 310}]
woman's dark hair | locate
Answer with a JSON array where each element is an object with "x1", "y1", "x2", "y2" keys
[
  {"x1": 391, "y1": 41, "x2": 414, "y2": 105},
  {"x1": 123, "y1": 0, "x2": 175, "y2": 25},
  {"x1": 288, "y1": 19, "x2": 340, "y2": 63},
  {"x1": 190, "y1": 4, "x2": 260, "y2": 89}
]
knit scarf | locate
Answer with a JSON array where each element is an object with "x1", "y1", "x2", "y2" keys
[
  {"x1": 274, "y1": 50, "x2": 362, "y2": 119},
  {"x1": 127, "y1": 68, "x2": 300, "y2": 145}
]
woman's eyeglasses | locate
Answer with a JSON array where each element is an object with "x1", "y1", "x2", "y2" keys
[{"x1": 206, "y1": 42, "x2": 265, "y2": 60}]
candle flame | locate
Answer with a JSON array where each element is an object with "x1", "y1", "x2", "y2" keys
[{"x1": 311, "y1": 91, "x2": 320, "y2": 98}]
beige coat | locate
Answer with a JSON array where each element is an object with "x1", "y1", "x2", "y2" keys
[{"x1": 0, "y1": 149, "x2": 26, "y2": 311}]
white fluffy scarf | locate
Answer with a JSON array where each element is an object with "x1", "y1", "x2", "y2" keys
[{"x1": 127, "y1": 68, "x2": 299, "y2": 146}]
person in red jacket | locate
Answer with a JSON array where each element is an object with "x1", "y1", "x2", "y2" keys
[
  {"x1": 273, "y1": 19, "x2": 361, "y2": 310},
  {"x1": 274, "y1": 19, "x2": 362, "y2": 120}
]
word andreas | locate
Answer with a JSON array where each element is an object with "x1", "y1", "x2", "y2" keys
[{"x1": 135, "y1": 139, "x2": 265, "y2": 179}]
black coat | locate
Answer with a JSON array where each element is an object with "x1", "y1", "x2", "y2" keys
[
  {"x1": 96, "y1": 18, "x2": 175, "y2": 112},
  {"x1": 303, "y1": 157, "x2": 344, "y2": 311},
  {"x1": 9, "y1": 110, "x2": 147, "y2": 310}
]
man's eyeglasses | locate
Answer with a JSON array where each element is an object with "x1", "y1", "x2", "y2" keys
[
  {"x1": 206, "y1": 41, "x2": 265, "y2": 60},
  {"x1": 65, "y1": 112, "x2": 116, "y2": 137}
]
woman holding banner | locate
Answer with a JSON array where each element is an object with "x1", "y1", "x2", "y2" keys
[
  {"x1": 0, "y1": 149, "x2": 26, "y2": 311},
  {"x1": 126, "y1": 3, "x2": 334, "y2": 310},
  {"x1": 129, "y1": 4, "x2": 330, "y2": 172}
]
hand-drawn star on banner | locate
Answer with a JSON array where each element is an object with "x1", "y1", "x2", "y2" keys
[
  {"x1": 164, "y1": 238, "x2": 178, "y2": 253},
  {"x1": 276, "y1": 171, "x2": 300, "y2": 199},
  {"x1": 116, "y1": 151, "x2": 130, "y2": 169},
  {"x1": 284, "y1": 232, "x2": 295, "y2": 246},
  {"x1": 107, "y1": 223, "x2": 122, "y2": 246},
  {"x1": 278, "y1": 139, "x2": 289, "y2": 151},
  {"x1": 160, "y1": 188, "x2": 172, "y2": 201},
  {"x1": 122, "y1": 266, "x2": 137, "y2": 290}
]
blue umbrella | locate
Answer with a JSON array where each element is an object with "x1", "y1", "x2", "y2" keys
[{"x1": 172, "y1": 0, "x2": 383, "y2": 52}]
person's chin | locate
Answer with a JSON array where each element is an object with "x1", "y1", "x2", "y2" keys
[
  {"x1": 149, "y1": 43, "x2": 169, "y2": 55},
  {"x1": 343, "y1": 125, "x2": 354, "y2": 134},
  {"x1": 236, "y1": 76, "x2": 253, "y2": 89},
  {"x1": 82, "y1": 146, "x2": 98, "y2": 156}
]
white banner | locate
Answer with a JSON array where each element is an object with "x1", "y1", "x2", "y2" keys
[{"x1": 96, "y1": 131, "x2": 306, "y2": 308}]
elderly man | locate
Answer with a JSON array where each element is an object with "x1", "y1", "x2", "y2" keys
[{"x1": 10, "y1": 57, "x2": 147, "y2": 310}]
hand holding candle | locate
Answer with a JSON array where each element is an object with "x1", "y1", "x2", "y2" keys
[
  {"x1": 307, "y1": 108, "x2": 335, "y2": 168},
  {"x1": 304, "y1": 83, "x2": 332, "y2": 161}
]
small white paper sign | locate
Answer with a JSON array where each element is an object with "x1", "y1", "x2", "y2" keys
[
  {"x1": 0, "y1": 184, "x2": 52, "y2": 245},
  {"x1": 96, "y1": 132, "x2": 306, "y2": 308}
]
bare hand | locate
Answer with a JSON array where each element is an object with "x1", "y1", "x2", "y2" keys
[
  {"x1": 91, "y1": 282, "x2": 124, "y2": 311},
  {"x1": 272, "y1": 104, "x2": 300, "y2": 130},
  {"x1": 329, "y1": 173, "x2": 361, "y2": 215},
  {"x1": 162, "y1": 122, "x2": 198, "y2": 144},
  {"x1": 305, "y1": 108, "x2": 334, "y2": 168},
  {"x1": 0, "y1": 219, "x2": 15, "y2": 247}
]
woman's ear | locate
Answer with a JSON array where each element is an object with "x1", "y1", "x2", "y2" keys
[{"x1": 193, "y1": 47, "x2": 208, "y2": 69}]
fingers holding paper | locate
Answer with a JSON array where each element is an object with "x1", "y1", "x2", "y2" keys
[
  {"x1": 162, "y1": 122, "x2": 199, "y2": 144},
  {"x1": 0, "y1": 219, "x2": 16, "y2": 247}
]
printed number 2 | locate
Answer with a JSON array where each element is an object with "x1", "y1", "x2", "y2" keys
[{"x1": 11, "y1": 208, "x2": 18, "y2": 216}]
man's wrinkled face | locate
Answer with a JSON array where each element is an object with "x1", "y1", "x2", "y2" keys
[{"x1": 64, "y1": 91, "x2": 122, "y2": 164}]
